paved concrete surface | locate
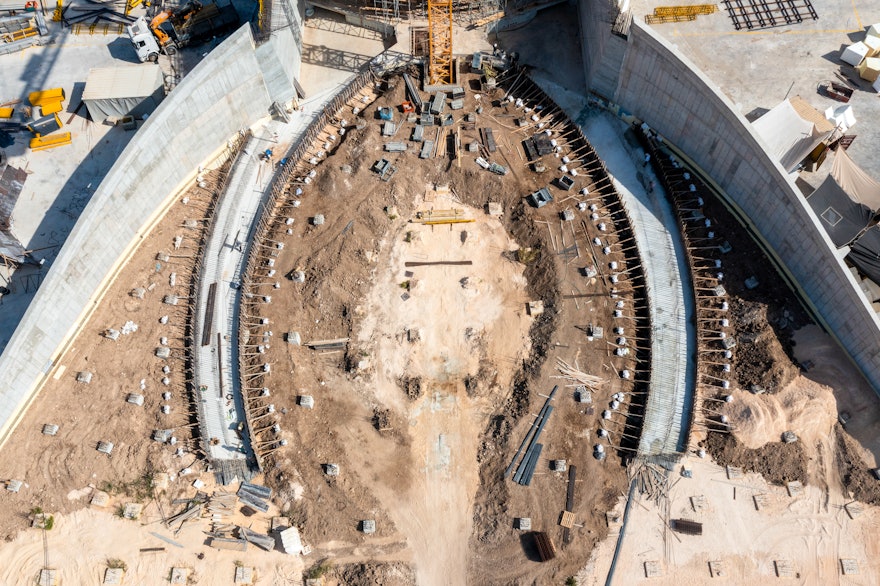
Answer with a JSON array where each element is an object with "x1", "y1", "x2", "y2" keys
[
  {"x1": 631, "y1": 0, "x2": 880, "y2": 187},
  {"x1": 300, "y1": 7, "x2": 392, "y2": 95},
  {"x1": 494, "y1": 3, "x2": 587, "y2": 98},
  {"x1": 0, "y1": 13, "x2": 224, "y2": 350},
  {"x1": 0, "y1": 28, "x2": 137, "y2": 350}
]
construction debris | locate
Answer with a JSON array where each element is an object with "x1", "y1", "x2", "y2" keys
[
  {"x1": 237, "y1": 482, "x2": 271, "y2": 513},
  {"x1": 122, "y1": 503, "x2": 143, "y2": 519},
  {"x1": 506, "y1": 385, "x2": 557, "y2": 486},
  {"x1": 239, "y1": 526, "x2": 276, "y2": 551},
  {"x1": 555, "y1": 357, "x2": 604, "y2": 392},
  {"x1": 279, "y1": 525, "x2": 303, "y2": 554},
  {"x1": 533, "y1": 532, "x2": 557, "y2": 562}
]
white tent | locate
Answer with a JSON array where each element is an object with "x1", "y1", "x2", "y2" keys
[
  {"x1": 841, "y1": 41, "x2": 869, "y2": 66},
  {"x1": 752, "y1": 97, "x2": 834, "y2": 172},
  {"x1": 82, "y1": 65, "x2": 165, "y2": 123}
]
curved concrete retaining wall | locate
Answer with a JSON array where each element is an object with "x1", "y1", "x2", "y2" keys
[
  {"x1": 0, "y1": 20, "x2": 303, "y2": 448},
  {"x1": 592, "y1": 17, "x2": 880, "y2": 392}
]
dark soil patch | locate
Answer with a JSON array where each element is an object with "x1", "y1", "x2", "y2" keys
[
  {"x1": 834, "y1": 425, "x2": 880, "y2": 505},
  {"x1": 701, "y1": 431, "x2": 807, "y2": 485}
]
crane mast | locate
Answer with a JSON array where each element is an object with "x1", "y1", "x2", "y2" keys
[{"x1": 426, "y1": 0, "x2": 454, "y2": 85}]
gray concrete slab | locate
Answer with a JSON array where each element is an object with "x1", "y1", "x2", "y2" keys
[
  {"x1": 0, "y1": 27, "x2": 139, "y2": 350},
  {"x1": 299, "y1": 7, "x2": 392, "y2": 96},
  {"x1": 633, "y1": 0, "x2": 880, "y2": 186}
]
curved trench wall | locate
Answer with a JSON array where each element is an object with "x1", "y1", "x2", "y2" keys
[
  {"x1": 583, "y1": 13, "x2": 880, "y2": 393},
  {"x1": 0, "y1": 18, "x2": 303, "y2": 447}
]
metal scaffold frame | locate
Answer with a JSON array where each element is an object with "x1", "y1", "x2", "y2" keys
[{"x1": 427, "y1": 0, "x2": 454, "y2": 85}]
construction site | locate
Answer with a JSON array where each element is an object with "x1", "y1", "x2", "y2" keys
[{"x1": 2, "y1": 0, "x2": 880, "y2": 584}]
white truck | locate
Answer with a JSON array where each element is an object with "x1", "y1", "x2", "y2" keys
[
  {"x1": 126, "y1": 16, "x2": 162, "y2": 63},
  {"x1": 125, "y1": 1, "x2": 239, "y2": 63}
]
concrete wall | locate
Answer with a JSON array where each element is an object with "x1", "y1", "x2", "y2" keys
[
  {"x1": 256, "y1": 0, "x2": 304, "y2": 103},
  {"x1": 588, "y1": 17, "x2": 880, "y2": 392},
  {"x1": 0, "y1": 21, "x2": 303, "y2": 447},
  {"x1": 577, "y1": 0, "x2": 616, "y2": 91}
]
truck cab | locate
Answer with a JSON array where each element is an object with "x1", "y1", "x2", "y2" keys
[{"x1": 126, "y1": 16, "x2": 161, "y2": 63}]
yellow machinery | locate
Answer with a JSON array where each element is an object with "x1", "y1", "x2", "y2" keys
[
  {"x1": 426, "y1": 0, "x2": 454, "y2": 85},
  {"x1": 53, "y1": 0, "x2": 63, "y2": 22},
  {"x1": 30, "y1": 133, "x2": 72, "y2": 151},
  {"x1": 149, "y1": 10, "x2": 174, "y2": 45},
  {"x1": 148, "y1": 2, "x2": 201, "y2": 50},
  {"x1": 124, "y1": 0, "x2": 150, "y2": 15}
]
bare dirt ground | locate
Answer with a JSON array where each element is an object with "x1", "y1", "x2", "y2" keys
[
  {"x1": 252, "y1": 70, "x2": 635, "y2": 583},
  {"x1": 584, "y1": 456, "x2": 880, "y2": 585},
  {"x1": 0, "y1": 142, "x2": 313, "y2": 582},
  {"x1": 4, "y1": 61, "x2": 880, "y2": 585}
]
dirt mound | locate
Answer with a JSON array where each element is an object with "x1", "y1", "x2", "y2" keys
[
  {"x1": 701, "y1": 431, "x2": 807, "y2": 485},
  {"x1": 835, "y1": 426, "x2": 880, "y2": 505},
  {"x1": 332, "y1": 561, "x2": 416, "y2": 586},
  {"x1": 730, "y1": 299, "x2": 800, "y2": 393},
  {"x1": 723, "y1": 377, "x2": 837, "y2": 448}
]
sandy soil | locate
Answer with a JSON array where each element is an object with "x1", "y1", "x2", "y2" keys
[
  {"x1": 250, "y1": 70, "x2": 634, "y2": 583},
  {"x1": 583, "y1": 456, "x2": 880, "y2": 585},
  {"x1": 351, "y1": 196, "x2": 533, "y2": 586},
  {"x1": 0, "y1": 482, "x2": 305, "y2": 586},
  {"x1": 0, "y1": 159, "x2": 237, "y2": 538},
  {"x1": 4, "y1": 59, "x2": 880, "y2": 586}
]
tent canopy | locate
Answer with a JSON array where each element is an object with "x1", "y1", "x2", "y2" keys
[
  {"x1": 82, "y1": 65, "x2": 165, "y2": 122},
  {"x1": 848, "y1": 225, "x2": 880, "y2": 284},
  {"x1": 753, "y1": 97, "x2": 834, "y2": 173},
  {"x1": 807, "y1": 174, "x2": 873, "y2": 247},
  {"x1": 832, "y1": 148, "x2": 880, "y2": 211}
]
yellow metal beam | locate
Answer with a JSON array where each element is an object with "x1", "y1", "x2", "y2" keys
[
  {"x1": 427, "y1": 0, "x2": 454, "y2": 85},
  {"x1": 654, "y1": 4, "x2": 717, "y2": 16},
  {"x1": 421, "y1": 218, "x2": 475, "y2": 225},
  {"x1": 645, "y1": 13, "x2": 697, "y2": 24}
]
